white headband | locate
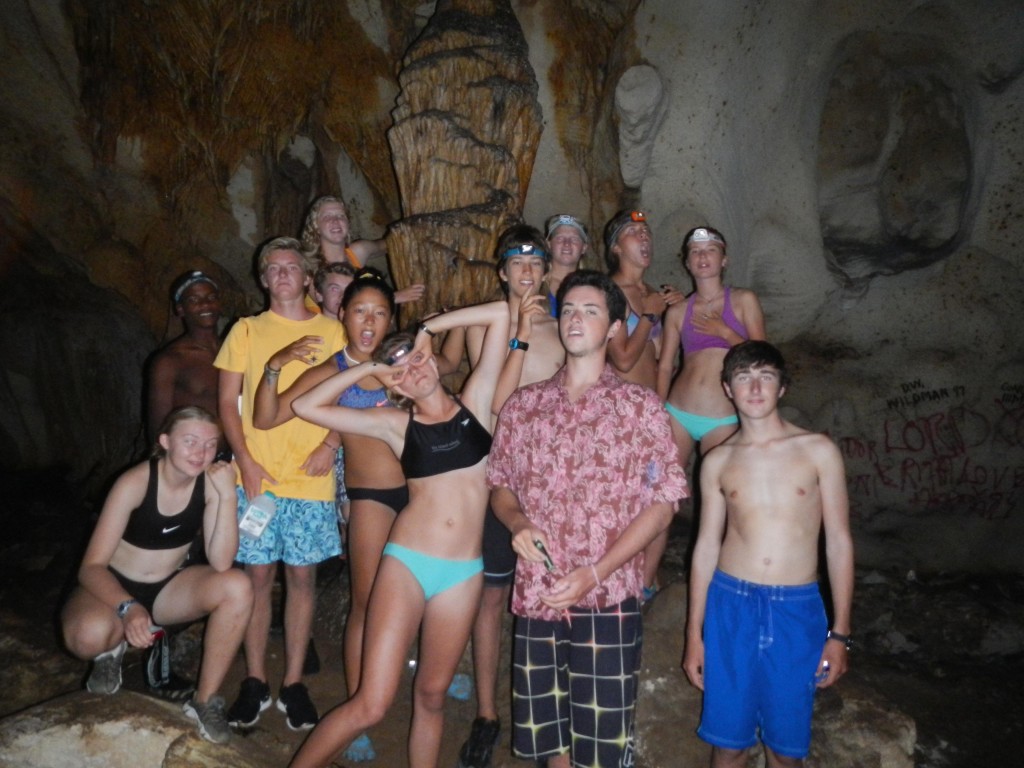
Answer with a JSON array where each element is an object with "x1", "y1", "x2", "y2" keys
[{"x1": 688, "y1": 228, "x2": 724, "y2": 245}]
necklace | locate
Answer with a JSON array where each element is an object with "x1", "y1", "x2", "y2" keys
[
  {"x1": 697, "y1": 288, "x2": 723, "y2": 305},
  {"x1": 696, "y1": 288, "x2": 723, "y2": 319},
  {"x1": 342, "y1": 346, "x2": 364, "y2": 367}
]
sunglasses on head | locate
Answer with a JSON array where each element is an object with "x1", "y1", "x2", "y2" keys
[{"x1": 384, "y1": 340, "x2": 415, "y2": 366}]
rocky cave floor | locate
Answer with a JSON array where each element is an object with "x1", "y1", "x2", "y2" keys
[{"x1": 0, "y1": 471, "x2": 1022, "y2": 767}]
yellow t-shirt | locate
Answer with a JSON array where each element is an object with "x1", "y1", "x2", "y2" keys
[{"x1": 215, "y1": 310, "x2": 346, "y2": 501}]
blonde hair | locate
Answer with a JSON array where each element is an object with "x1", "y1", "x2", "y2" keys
[
  {"x1": 257, "y1": 236, "x2": 316, "y2": 278},
  {"x1": 301, "y1": 196, "x2": 349, "y2": 253},
  {"x1": 151, "y1": 406, "x2": 219, "y2": 458}
]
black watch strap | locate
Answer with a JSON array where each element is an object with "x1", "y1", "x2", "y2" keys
[{"x1": 826, "y1": 629, "x2": 852, "y2": 650}]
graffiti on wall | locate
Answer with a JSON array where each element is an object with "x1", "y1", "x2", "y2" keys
[{"x1": 837, "y1": 380, "x2": 1024, "y2": 520}]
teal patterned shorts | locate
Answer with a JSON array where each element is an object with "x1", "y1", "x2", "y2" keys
[{"x1": 235, "y1": 486, "x2": 341, "y2": 566}]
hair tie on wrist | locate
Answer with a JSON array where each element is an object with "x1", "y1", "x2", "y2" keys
[{"x1": 590, "y1": 563, "x2": 601, "y2": 588}]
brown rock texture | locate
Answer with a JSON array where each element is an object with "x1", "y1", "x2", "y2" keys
[{"x1": 386, "y1": 0, "x2": 543, "y2": 317}]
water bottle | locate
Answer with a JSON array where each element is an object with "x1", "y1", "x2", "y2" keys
[{"x1": 239, "y1": 492, "x2": 276, "y2": 539}]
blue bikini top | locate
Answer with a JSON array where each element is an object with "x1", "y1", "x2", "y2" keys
[{"x1": 334, "y1": 350, "x2": 391, "y2": 410}]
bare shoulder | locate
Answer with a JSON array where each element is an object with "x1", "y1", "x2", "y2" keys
[
  {"x1": 152, "y1": 336, "x2": 191, "y2": 361},
  {"x1": 106, "y1": 461, "x2": 151, "y2": 506},
  {"x1": 805, "y1": 431, "x2": 843, "y2": 461},
  {"x1": 786, "y1": 428, "x2": 843, "y2": 468},
  {"x1": 120, "y1": 459, "x2": 152, "y2": 485},
  {"x1": 664, "y1": 299, "x2": 687, "y2": 323},
  {"x1": 348, "y1": 238, "x2": 385, "y2": 262},
  {"x1": 701, "y1": 438, "x2": 734, "y2": 472},
  {"x1": 730, "y1": 286, "x2": 762, "y2": 308},
  {"x1": 790, "y1": 428, "x2": 839, "y2": 451}
]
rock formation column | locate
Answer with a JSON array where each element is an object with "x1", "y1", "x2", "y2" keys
[
  {"x1": 615, "y1": 65, "x2": 668, "y2": 189},
  {"x1": 386, "y1": 0, "x2": 542, "y2": 316}
]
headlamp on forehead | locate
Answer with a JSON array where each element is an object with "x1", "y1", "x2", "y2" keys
[
  {"x1": 546, "y1": 214, "x2": 589, "y2": 243},
  {"x1": 354, "y1": 269, "x2": 386, "y2": 282},
  {"x1": 172, "y1": 271, "x2": 218, "y2": 305},
  {"x1": 500, "y1": 243, "x2": 549, "y2": 262},
  {"x1": 688, "y1": 227, "x2": 724, "y2": 245},
  {"x1": 384, "y1": 340, "x2": 415, "y2": 366},
  {"x1": 604, "y1": 210, "x2": 650, "y2": 253}
]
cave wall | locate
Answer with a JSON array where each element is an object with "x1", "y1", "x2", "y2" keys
[
  {"x1": 0, "y1": 0, "x2": 1021, "y2": 569},
  {"x1": 596, "y1": 0, "x2": 1024, "y2": 572}
]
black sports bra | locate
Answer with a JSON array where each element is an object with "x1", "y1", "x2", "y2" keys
[
  {"x1": 121, "y1": 459, "x2": 205, "y2": 550},
  {"x1": 400, "y1": 399, "x2": 492, "y2": 480}
]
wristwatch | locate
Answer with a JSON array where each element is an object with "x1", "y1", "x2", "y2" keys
[
  {"x1": 508, "y1": 338, "x2": 530, "y2": 351},
  {"x1": 116, "y1": 599, "x2": 138, "y2": 619},
  {"x1": 826, "y1": 629, "x2": 853, "y2": 650}
]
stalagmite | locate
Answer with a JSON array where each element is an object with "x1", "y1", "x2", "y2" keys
[{"x1": 386, "y1": 0, "x2": 542, "y2": 317}]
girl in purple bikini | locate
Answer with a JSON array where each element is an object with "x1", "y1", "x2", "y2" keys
[{"x1": 658, "y1": 225, "x2": 767, "y2": 477}]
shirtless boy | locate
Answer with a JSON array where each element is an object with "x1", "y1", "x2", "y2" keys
[
  {"x1": 683, "y1": 340, "x2": 854, "y2": 767},
  {"x1": 148, "y1": 271, "x2": 223, "y2": 446}
]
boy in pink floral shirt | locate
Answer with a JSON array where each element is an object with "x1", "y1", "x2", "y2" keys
[{"x1": 488, "y1": 270, "x2": 688, "y2": 768}]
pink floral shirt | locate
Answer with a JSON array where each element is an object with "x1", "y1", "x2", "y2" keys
[{"x1": 488, "y1": 365, "x2": 688, "y2": 621}]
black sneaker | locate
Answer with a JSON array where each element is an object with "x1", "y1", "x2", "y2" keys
[
  {"x1": 458, "y1": 717, "x2": 501, "y2": 768},
  {"x1": 277, "y1": 682, "x2": 318, "y2": 731},
  {"x1": 227, "y1": 676, "x2": 272, "y2": 727}
]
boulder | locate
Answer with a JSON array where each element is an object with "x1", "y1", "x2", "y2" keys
[{"x1": 0, "y1": 692, "x2": 287, "y2": 768}]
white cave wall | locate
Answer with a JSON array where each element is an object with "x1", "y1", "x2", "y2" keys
[{"x1": 596, "y1": 0, "x2": 1024, "y2": 570}]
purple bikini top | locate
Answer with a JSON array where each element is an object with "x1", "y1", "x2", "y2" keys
[{"x1": 681, "y1": 286, "x2": 748, "y2": 355}]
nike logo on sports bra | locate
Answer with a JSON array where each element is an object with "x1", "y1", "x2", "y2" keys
[{"x1": 162, "y1": 525, "x2": 181, "y2": 534}]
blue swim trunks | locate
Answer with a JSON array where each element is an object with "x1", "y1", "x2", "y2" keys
[
  {"x1": 235, "y1": 486, "x2": 342, "y2": 566},
  {"x1": 698, "y1": 569, "x2": 827, "y2": 759}
]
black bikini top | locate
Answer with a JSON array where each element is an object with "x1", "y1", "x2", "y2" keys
[
  {"x1": 400, "y1": 399, "x2": 492, "y2": 480},
  {"x1": 121, "y1": 458, "x2": 205, "y2": 550}
]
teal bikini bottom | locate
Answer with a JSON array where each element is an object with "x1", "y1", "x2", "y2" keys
[
  {"x1": 383, "y1": 543, "x2": 483, "y2": 600},
  {"x1": 665, "y1": 403, "x2": 738, "y2": 442}
]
